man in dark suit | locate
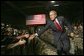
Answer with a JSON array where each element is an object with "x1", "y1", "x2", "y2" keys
[{"x1": 29, "y1": 10, "x2": 73, "y2": 55}]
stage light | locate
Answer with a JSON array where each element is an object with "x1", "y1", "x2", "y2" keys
[{"x1": 51, "y1": 1, "x2": 55, "y2": 4}]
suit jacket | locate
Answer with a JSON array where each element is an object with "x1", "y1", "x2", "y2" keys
[{"x1": 37, "y1": 16, "x2": 72, "y2": 37}]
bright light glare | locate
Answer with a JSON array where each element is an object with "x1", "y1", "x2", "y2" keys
[{"x1": 51, "y1": 1, "x2": 55, "y2": 3}]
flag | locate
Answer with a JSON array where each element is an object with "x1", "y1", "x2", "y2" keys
[{"x1": 26, "y1": 14, "x2": 46, "y2": 25}]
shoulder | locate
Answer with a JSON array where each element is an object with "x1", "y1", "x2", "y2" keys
[
  {"x1": 57, "y1": 16, "x2": 66, "y2": 21},
  {"x1": 57, "y1": 16, "x2": 65, "y2": 19}
]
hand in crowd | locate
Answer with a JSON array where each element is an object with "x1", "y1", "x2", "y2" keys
[
  {"x1": 17, "y1": 39, "x2": 26, "y2": 45},
  {"x1": 28, "y1": 34, "x2": 36, "y2": 40},
  {"x1": 16, "y1": 33, "x2": 36, "y2": 41},
  {"x1": 16, "y1": 34, "x2": 30, "y2": 39},
  {"x1": 24, "y1": 34, "x2": 30, "y2": 38},
  {"x1": 7, "y1": 39, "x2": 26, "y2": 49}
]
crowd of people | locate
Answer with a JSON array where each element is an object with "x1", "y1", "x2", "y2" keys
[
  {"x1": 1, "y1": 22, "x2": 83, "y2": 55},
  {"x1": 69, "y1": 23, "x2": 83, "y2": 55},
  {"x1": 1, "y1": 23, "x2": 30, "y2": 55},
  {"x1": 71, "y1": 23, "x2": 83, "y2": 38}
]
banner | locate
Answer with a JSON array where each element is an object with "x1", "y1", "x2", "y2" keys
[{"x1": 26, "y1": 14, "x2": 46, "y2": 25}]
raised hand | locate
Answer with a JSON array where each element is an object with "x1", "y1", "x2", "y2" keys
[
  {"x1": 24, "y1": 34, "x2": 30, "y2": 38},
  {"x1": 7, "y1": 39, "x2": 26, "y2": 49},
  {"x1": 16, "y1": 34, "x2": 30, "y2": 39},
  {"x1": 28, "y1": 34, "x2": 36, "y2": 40},
  {"x1": 17, "y1": 39, "x2": 26, "y2": 45}
]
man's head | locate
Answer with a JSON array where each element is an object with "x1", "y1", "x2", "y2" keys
[{"x1": 49, "y1": 10, "x2": 57, "y2": 20}]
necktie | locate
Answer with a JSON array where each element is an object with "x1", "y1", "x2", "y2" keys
[{"x1": 54, "y1": 19, "x2": 63, "y2": 31}]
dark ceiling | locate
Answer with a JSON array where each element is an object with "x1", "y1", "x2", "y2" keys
[{"x1": 1, "y1": 1, "x2": 83, "y2": 27}]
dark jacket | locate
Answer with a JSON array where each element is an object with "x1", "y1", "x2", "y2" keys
[{"x1": 37, "y1": 16, "x2": 72, "y2": 37}]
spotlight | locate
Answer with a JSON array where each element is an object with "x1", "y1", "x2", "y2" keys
[{"x1": 51, "y1": 1, "x2": 55, "y2": 3}]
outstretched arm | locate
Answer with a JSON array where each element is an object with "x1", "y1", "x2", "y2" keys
[
  {"x1": 28, "y1": 19, "x2": 50, "y2": 40},
  {"x1": 7, "y1": 39, "x2": 26, "y2": 49}
]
